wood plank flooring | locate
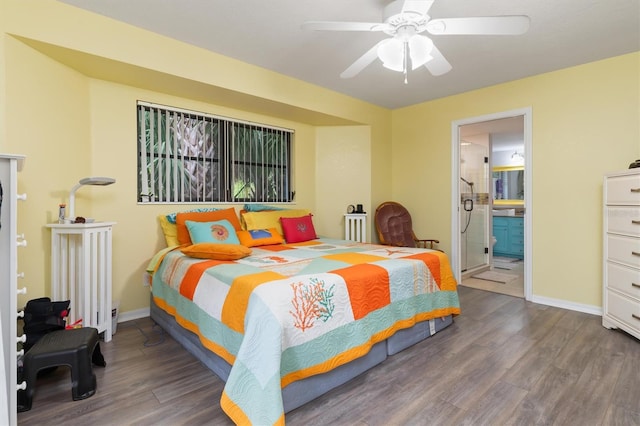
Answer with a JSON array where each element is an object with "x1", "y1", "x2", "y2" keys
[{"x1": 17, "y1": 286, "x2": 640, "y2": 425}]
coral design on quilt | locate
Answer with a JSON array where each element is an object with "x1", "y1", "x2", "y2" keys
[{"x1": 290, "y1": 278, "x2": 335, "y2": 331}]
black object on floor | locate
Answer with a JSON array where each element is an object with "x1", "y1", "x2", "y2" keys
[{"x1": 18, "y1": 327, "x2": 104, "y2": 412}]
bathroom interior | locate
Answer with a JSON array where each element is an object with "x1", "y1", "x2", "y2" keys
[{"x1": 459, "y1": 116, "x2": 525, "y2": 298}]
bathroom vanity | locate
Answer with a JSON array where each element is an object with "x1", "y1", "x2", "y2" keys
[{"x1": 492, "y1": 215, "x2": 524, "y2": 259}]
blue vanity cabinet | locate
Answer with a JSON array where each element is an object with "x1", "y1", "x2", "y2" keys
[
  {"x1": 492, "y1": 218, "x2": 509, "y2": 254},
  {"x1": 492, "y1": 216, "x2": 524, "y2": 259}
]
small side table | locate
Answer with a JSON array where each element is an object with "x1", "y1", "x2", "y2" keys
[
  {"x1": 46, "y1": 222, "x2": 115, "y2": 342},
  {"x1": 344, "y1": 214, "x2": 367, "y2": 243}
]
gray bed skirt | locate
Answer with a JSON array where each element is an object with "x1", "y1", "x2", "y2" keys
[{"x1": 149, "y1": 294, "x2": 453, "y2": 413}]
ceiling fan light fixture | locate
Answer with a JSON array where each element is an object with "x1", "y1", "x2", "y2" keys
[
  {"x1": 408, "y1": 35, "x2": 433, "y2": 69},
  {"x1": 377, "y1": 38, "x2": 404, "y2": 71},
  {"x1": 304, "y1": 0, "x2": 530, "y2": 80}
]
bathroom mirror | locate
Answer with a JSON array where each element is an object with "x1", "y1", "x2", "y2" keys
[{"x1": 493, "y1": 166, "x2": 524, "y2": 205}]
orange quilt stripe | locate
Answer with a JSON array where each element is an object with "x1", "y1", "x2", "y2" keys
[
  {"x1": 405, "y1": 251, "x2": 457, "y2": 290},
  {"x1": 179, "y1": 259, "x2": 227, "y2": 300},
  {"x1": 259, "y1": 244, "x2": 294, "y2": 252},
  {"x1": 221, "y1": 391, "x2": 285, "y2": 426},
  {"x1": 323, "y1": 252, "x2": 387, "y2": 264},
  {"x1": 435, "y1": 251, "x2": 458, "y2": 291},
  {"x1": 333, "y1": 263, "x2": 390, "y2": 320},
  {"x1": 221, "y1": 270, "x2": 286, "y2": 333},
  {"x1": 405, "y1": 252, "x2": 441, "y2": 284}
]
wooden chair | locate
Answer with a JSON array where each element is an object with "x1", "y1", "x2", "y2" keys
[{"x1": 374, "y1": 201, "x2": 439, "y2": 249}]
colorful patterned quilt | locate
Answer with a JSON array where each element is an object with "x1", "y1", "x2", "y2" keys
[{"x1": 149, "y1": 238, "x2": 460, "y2": 425}]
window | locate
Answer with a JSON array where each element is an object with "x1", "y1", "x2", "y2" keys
[{"x1": 137, "y1": 101, "x2": 293, "y2": 204}]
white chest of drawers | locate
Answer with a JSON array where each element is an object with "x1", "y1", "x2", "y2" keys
[
  {"x1": 602, "y1": 168, "x2": 640, "y2": 340},
  {"x1": 0, "y1": 154, "x2": 27, "y2": 426}
]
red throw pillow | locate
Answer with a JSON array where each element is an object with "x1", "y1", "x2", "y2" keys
[{"x1": 280, "y1": 214, "x2": 317, "y2": 243}]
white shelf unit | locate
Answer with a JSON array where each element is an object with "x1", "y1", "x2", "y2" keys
[
  {"x1": 602, "y1": 168, "x2": 640, "y2": 340},
  {"x1": 46, "y1": 222, "x2": 115, "y2": 343},
  {"x1": 0, "y1": 154, "x2": 26, "y2": 426},
  {"x1": 344, "y1": 213, "x2": 367, "y2": 243}
]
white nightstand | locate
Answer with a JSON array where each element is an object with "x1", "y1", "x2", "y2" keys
[
  {"x1": 46, "y1": 222, "x2": 115, "y2": 342},
  {"x1": 344, "y1": 214, "x2": 367, "y2": 243}
]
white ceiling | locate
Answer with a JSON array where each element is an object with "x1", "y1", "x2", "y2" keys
[
  {"x1": 59, "y1": 0, "x2": 639, "y2": 110},
  {"x1": 460, "y1": 116, "x2": 524, "y2": 152}
]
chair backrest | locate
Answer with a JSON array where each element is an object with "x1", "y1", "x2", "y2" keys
[{"x1": 374, "y1": 201, "x2": 416, "y2": 247}]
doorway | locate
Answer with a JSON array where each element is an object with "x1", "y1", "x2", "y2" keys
[{"x1": 451, "y1": 108, "x2": 532, "y2": 300}]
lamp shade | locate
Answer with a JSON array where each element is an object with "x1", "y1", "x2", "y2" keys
[
  {"x1": 68, "y1": 176, "x2": 116, "y2": 220},
  {"x1": 377, "y1": 38, "x2": 405, "y2": 72},
  {"x1": 78, "y1": 177, "x2": 115, "y2": 186},
  {"x1": 377, "y1": 35, "x2": 434, "y2": 73},
  {"x1": 408, "y1": 35, "x2": 434, "y2": 70}
]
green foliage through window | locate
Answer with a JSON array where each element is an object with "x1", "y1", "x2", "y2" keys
[{"x1": 137, "y1": 102, "x2": 293, "y2": 203}]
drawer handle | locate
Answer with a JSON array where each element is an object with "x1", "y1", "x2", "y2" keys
[
  {"x1": 633, "y1": 283, "x2": 640, "y2": 289},
  {"x1": 633, "y1": 314, "x2": 640, "y2": 321},
  {"x1": 632, "y1": 188, "x2": 640, "y2": 193},
  {"x1": 633, "y1": 251, "x2": 640, "y2": 257},
  {"x1": 633, "y1": 220, "x2": 640, "y2": 225}
]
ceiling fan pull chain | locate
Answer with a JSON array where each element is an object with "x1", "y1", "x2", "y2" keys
[{"x1": 403, "y1": 41, "x2": 409, "y2": 84}]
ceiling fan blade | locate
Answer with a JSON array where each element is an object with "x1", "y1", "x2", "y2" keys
[
  {"x1": 302, "y1": 21, "x2": 388, "y2": 32},
  {"x1": 340, "y1": 41, "x2": 385, "y2": 79},
  {"x1": 426, "y1": 16, "x2": 530, "y2": 35},
  {"x1": 424, "y1": 44, "x2": 452, "y2": 76},
  {"x1": 401, "y1": 0, "x2": 435, "y2": 16}
]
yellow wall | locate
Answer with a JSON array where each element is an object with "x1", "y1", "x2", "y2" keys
[
  {"x1": 1, "y1": 0, "x2": 638, "y2": 317},
  {"x1": 0, "y1": 0, "x2": 391, "y2": 315},
  {"x1": 393, "y1": 52, "x2": 640, "y2": 307},
  {"x1": 315, "y1": 126, "x2": 372, "y2": 240}
]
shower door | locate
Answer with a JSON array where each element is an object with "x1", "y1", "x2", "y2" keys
[{"x1": 460, "y1": 140, "x2": 490, "y2": 273}]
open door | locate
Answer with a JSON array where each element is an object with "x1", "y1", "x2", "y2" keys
[{"x1": 451, "y1": 108, "x2": 532, "y2": 300}]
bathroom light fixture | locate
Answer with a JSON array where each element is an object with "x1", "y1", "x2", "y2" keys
[
  {"x1": 68, "y1": 176, "x2": 116, "y2": 220},
  {"x1": 511, "y1": 151, "x2": 524, "y2": 161}
]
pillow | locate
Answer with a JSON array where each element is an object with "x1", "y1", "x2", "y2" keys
[
  {"x1": 185, "y1": 219, "x2": 241, "y2": 245},
  {"x1": 180, "y1": 243, "x2": 251, "y2": 260},
  {"x1": 166, "y1": 207, "x2": 220, "y2": 224},
  {"x1": 158, "y1": 214, "x2": 179, "y2": 247},
  {"x1": 237, "y1": 228, "x2": 284, "y2": 247},
  {"x1": 243, "y1": 204, "x2": 288, "y2": 212},
  {"x1": 242, "y1": 209, "x2": 311, "y2": 235},
  {"x1": 280, "y1": 214, "x2": 318, "y2": 243},
  {"x1": 176, "y1": 208, "x2": 242, "y2": 245}
]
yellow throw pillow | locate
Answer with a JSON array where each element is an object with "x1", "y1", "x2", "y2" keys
[
  {"x1": 241, "y1": 209, "x2": 311, "y2": 235},
  {"x1": 158, "y1": 215, "x2": 179, "y2": 247},
  {"x1": 180, "y1": 243, "x2": 252, "y2": 260}
]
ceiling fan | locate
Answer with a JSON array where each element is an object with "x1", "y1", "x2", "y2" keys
[{"x1": 302, "y1": 0, "x2": 530, "y2": 82}]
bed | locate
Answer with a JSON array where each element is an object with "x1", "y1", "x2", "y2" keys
[{"x1": 147, "y1": 208, "x2": 460, "y2": 425}]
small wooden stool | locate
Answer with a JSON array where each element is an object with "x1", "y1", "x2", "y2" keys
[{"x1": 18, "y1": 327, "x2": 99, "y2": 412}]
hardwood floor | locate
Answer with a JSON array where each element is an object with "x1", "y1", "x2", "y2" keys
[
  {"x1": 460, "y1": 260, "x2": 525, "y2": 298},
  {"x1": 17, "y1": 286, "x2": 640, "y2": 425}
]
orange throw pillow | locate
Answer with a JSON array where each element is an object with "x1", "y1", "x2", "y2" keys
[
  {"x1": 180, "y1": 243, "x2": 251, "y2": 260},
  {"x1": 176, "y1": 208, "x2": 242, "y2": 245}
]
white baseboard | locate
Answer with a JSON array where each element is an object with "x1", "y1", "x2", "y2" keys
[
  {"x1": 117, "y1": 307, "x2": 150, "y2": 323},
  {"x1": 530, "y1": 295, "x2": 602, "y2": 316}
]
